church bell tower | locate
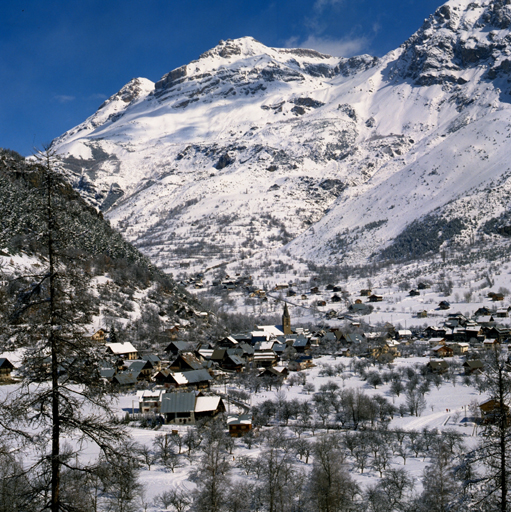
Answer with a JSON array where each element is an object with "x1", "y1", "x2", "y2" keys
[{"x1": 282, "y1": 304, "x2": 292, "y2": 335}]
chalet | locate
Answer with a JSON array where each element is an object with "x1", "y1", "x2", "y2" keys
[
  {"x1": 426, "y1": 360, "x2": 449, "y2": 374},
  {"x1": 465, "y1": 324, "x2": 484, "y2": 340},
  {"x1": 156, "y1": 369, "x2": 213, "y2": 389},
  {"x1": 138, "y1": 389, "x2": 164, "y2": 414},
  {"x1": 253, "y1": 351, "x2": 278, "y2": 368},
  {"x1": 427, "y1": 337, "x2": 446, "y2": 347},
  {"x1": 326, "y1": 284, "x2": 335, "y2": 291},
  {"x1": 474, "y1": 307, "x2": 492, "y2": 317},
  {"x1": 105, "y1": 342, "x2": 138, "y2": 360},
  {"x1": 349, "y1": 303, "x2": 372, "y2": 314},
  {"x1": 253, "y1": 341, "x2": 275, "y2": 352},
  {"x1": 160, "y1": 392, "x2": 225, "y2": 425},
  {"x1": 272, "y1": 342, "x2": 287, "y2": 357},
  {"x1": 336, "y1": 347, "x2": 351, "y2": 357},
  {"x1": 257, "y1": 323, "x2": 286, "y2": 338},
  {"x1": 477, "y1": 315, "x2": 495, "y2": 325},
  {"x1": 485, "y1": 326, "x2": 510, "y2": 342},
  {"x1": 0, "y1": 358, "x2": 14, "y2": 381},
  {"x1": 125, "y1": 360, "x2": 154, "y2": 380},
  {"x1": 221, "y1": 354, "x2": 245, "y2": 372},
  {"x1": 338, "y1": 332, "x2": 365, "y2": 345},
  {"x1": 217, "y1": 336, "x2": 239, "y2": 348},
  {"x1": 479, "y1": 399, "x2": 511, "y2": 425},
  {"x1": 368, "y1": 294, "x2": 383, "y2": 302},
  {"x1": 274, "y1": 283, "x2": 289, "y2": 291},
  {"x1": 288, "y1": 355, "x2": 313, "y2": 370},
  {"x1": 293, "y1": 336, "x2": 311, "y2": 353},
  {"x1": 417, "y1": 310, "x2": 428, "y2": 318},
  {"x1": 301, "y1": 294, "x2": 308, "y2": 300},
  {"x1": 317, "y1": 300, "x2": 327, "y2": 307},
  {"x1": 483, "y1": 339, "x2": 501, "y2": 350},
  {"x1": 446, "y1": 342, "x2": 469, "y2": 355},
  {"x1": 287, "y1": 289, "x2": 297, "y2": 297},
  {"x1": 169, "y1": 352, "x2": 204, "y2": 372},
  {"x1": 490, "y1": 292, "x2": 505, "y2": 302},
  {"x1": 463, "y1": 360, "x2": 484, "y2": 375},
  {"x1": 112, "y1": 370, "x2": 141, "y2": 387},
  {"x1": 227, "y1": 414, "x2": 253, "y2": 437},
  {"x1": 424, "y1": 326, "x2": 447, "y2": 338},
  {"x1": 331, "y1": 294, "x2": 343, "y2": 303},
  {"x1": 164, "y1": 340, "x2": 197, "y2": 357},
  {"x1": 258, "y1": 366, "x2": 289, "y2": 380},
  {"x1": 409, "y1": 289, "x2": 420, "y2": 297},
  {"x1": 360, "y1": 289, "x2": 372, "y2": 296},
  {"x1": 322, "y1": 331, "x2": 338, "y2": 343},
  {"x1": 369, "y1": 342, "x2": 400, "y2": 361},
  {"x1": 310, "y1": 286, "x2": 320, "y2": 294},
  {"x1": 452, "y1": 328, "x2": 468, "y2": 343},
  {"x1": 88, "y1": 329, "x2": 106, "y2": 343},
  {"x1": 231, "y1": 333, "x2": 252, "y2": 344},
  {"x1": 396, "y1": 329, "x2": 412, "y2": 340},
  {"x1": 100, "y1": 365, "x2": 116, "y2": 381},
  {"x1": 431, "y1": 345, "x2": 454, "y2": 357},
  {"x1": 365, "y1": 331, "x2": 392, "y2": 343},
  {"x1": 250, "y1": 331, "x2": 270, "y2": 344},
  {"x1": 142, "y1": 354, "x2": 162, "y2": 372},
  {"x1": 438, "y1": 301, "x2": 450, "y2": 310},
  {"x1": 496, "y1": 309, "x2": 509, "y2": 318},
  {"x1": 417, "y1": 282, "x2": 430, "y2": 290}
]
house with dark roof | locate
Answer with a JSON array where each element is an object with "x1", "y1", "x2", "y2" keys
[
  {"x1": 0, "y1": 358, "x2": 14, "y2": 381},
  {"x1": 227, "y1": 414, "x2": 253, "y2": 437},
  {"x1": 154, "y1": 369, "x2": 213, "y2": 389},
  {"x1": 426, "y1": 360, "x2": 449, "y2": 374},
  {"x1": 125, "y1": 360, "x2": 154, "y2": 380},
  {"x1": 164, "y1": 340, "x2": 198, "y2": 357},
  {"x1": 112, "y1": 370, "x2": 141, "y2": 387},
  {"x1": 160, "y1": 392, "x2": 225, "y2": 424},
  {"x1": 293, "y1": 336, "x2": 311, "y2": 353},
  {"x1": 463, "y1": 360, "x2": 484, "y2": 375},
  {"x1": 168, "y1": 352, "x2": 204, "y2": 372}
]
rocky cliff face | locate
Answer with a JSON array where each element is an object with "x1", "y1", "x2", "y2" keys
[{"x1": 52, "y1": 0, "x2": 511, "y2": 280}]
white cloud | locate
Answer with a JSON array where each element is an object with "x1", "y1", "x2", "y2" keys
[
  {"x1": 286, "y1": 35, "x2": 369, "y2": 57},
  {"x1": 89, "y1": 93, "x2": 108, "y2": 101},
  {"x1": 54, "y1": 95, "x2": 75, "y2": 103},
  {"x1": 313, "y1": 0, "x2": 344, "y2": 11}
]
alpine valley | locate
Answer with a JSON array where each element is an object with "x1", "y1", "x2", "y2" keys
[{"x1": 52, "y1": 0, "x2": 511, "y2": 289}]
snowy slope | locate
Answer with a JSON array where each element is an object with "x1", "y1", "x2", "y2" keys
[{"x1": 52, "y1": 0, "x2": 511, "y2": 279}]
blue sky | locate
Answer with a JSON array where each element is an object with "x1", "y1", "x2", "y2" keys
[{"x1": 1, "y1": 0, "x2": 444, "y2": 156}]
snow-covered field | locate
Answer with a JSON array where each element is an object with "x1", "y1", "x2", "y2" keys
[{"x1": 110, "y1": 354, "x2": 486, "y2": 509}]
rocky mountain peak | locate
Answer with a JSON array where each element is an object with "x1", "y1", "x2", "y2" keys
[
  {"x1": 98, "y1": 77, "x2": 154, "y2": 110},
  {"x1": 154, "y1": 37, "x2": 341, "y2": 94},
  {"x1": 393, "y1": 0, "x2": 511, "y2": 89}
]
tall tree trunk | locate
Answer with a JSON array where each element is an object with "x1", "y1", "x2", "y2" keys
[{"x1": 46, "y1": 160, "x2": 60, "y2": 512}]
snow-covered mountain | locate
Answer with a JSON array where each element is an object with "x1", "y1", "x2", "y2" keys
[{"x1": 53, "y1": 0, "x2": 511, "y2": 279}]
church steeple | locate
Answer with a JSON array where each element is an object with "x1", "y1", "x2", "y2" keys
[{"x1": 282, "y1": 304, "x2": 292, "y2": 335}]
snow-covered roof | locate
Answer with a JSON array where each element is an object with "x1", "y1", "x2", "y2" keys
[
  {"x1": 257, "y1": 325, "x2": 285, "y2": 336},
  {"x1": 195, "y1": 396, "x2": 221, "y2": 413},
  {"x1": 106, "y1": 342, "x2": 137, "y2": 355}
]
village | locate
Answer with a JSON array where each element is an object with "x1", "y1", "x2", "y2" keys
[
  {"x1": 1, "y1": 274, "x2": 510, "y2": 510},
  {"x1": 2, "y1": 276, "x2": 507, "y2": 430}
]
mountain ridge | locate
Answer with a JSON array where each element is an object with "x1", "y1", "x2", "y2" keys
[{"x1": 51, "y1": 0, "x2": 511, "y2": 283}]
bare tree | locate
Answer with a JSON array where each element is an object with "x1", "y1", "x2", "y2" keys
[{"x1": 308, "y1": 434, "x2": 359, "y2": 511}]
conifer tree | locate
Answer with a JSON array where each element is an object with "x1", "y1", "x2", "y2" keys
[{"x1": 1, "y1": 147, "x2": 127, "y2": 511}]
